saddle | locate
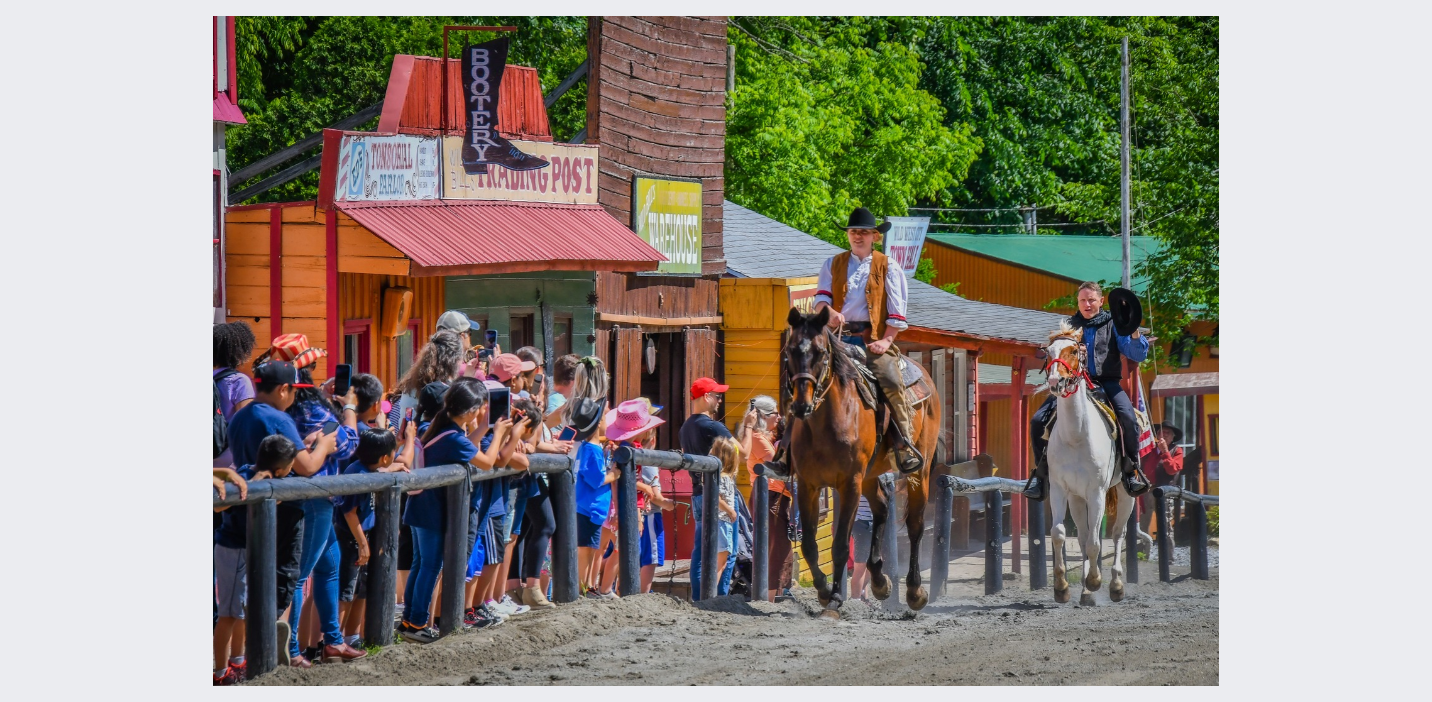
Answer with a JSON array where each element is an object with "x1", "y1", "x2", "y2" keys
[
  {"x1": 837, "y1": 342, "x2": 934, "y2": 411},
  {"x1": 1043, "y1": 387, "x2": 1150, "y2": 462}
]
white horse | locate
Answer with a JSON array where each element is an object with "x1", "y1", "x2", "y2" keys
[{"x1": 1043, "y1": 325, "x2": 1138, "y2": 606}]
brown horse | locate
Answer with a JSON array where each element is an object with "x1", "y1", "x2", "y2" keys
[{"x1": 782, "y1": 308, "x2": 941, "y2": 617}]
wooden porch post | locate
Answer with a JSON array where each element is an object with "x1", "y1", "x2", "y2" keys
[{"x1": 1010, "y1": 356, "x2": 1025, "y2": 573}]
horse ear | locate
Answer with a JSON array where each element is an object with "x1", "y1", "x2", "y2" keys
[
  {"x1": 787, "y1": 307, "x2": 805, "y2": 329},
  {"x1": 812, "y1": 306, "x2": 830, "y2": 330}
]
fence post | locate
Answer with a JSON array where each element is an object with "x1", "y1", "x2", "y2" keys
[
  {"x1": 700, "y1": 470, "x2": 720, "y2": 601},
  {"x1": 931, "y1": 476, "x2": 954, "y2": 602},
  {"x1": 549, "y1": 467, "x2": 579, "y2": 604},
  {"x1": 881, "y1": 472, "x2": 901, "y2": 611},
  {"x1": 751, "y1": 472, "x2": 770, "y2": 602},
  {"x1": 985, "y1": 490, "x2": 1003, "y2": 595},
  {"x1": 1125, "y1": 507, "x2": 1139, "y2": 584},
  {"x1": 1154, "y1": 487, "x2": 1172, "y2": 582},
  {"x1": 1192, "y1": 501, "x2": 1209, "y2": 580},
  {"x1": 244, "y1": 497, "x2": 278, "y2": 679},
  {"x1": 440, "y1": 476, "x2": 470, "y2": 637},
  {"x1": 1028, "y1": 495, "x2": 1047, "y2": 590},
  {"x1": 616, "y1": 453, "x2": 640, "y2": 597},
  {"x1": 953, "y1": 494, "x2": 970, "y2": 552},
  {"x1": 364, "y1": 486, "x2": 400, "y2": 646}
]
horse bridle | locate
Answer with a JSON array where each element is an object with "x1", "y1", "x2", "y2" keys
[
  {"x1": 787, "y1": 329, "x2": 836, "y2": 415},
  {"x1": 1045, "y1": 344, "x2": 1095, "y2": 399}
]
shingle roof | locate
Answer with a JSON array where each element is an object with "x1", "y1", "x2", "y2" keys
[
  {"x1": 925, "y1": 232, "x2": 1164, "y2": 293},
  {"x1": 723, "y1": 201, "x2": 1068, "y2": 347}
]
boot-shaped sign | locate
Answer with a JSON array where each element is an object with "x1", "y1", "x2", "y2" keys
[{"x1": 462, "y1": 37, "x2": 548, "y2": 174}]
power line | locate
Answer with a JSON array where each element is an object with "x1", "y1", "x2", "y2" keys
[
  {"x1": 927, "y1": 221, "x2": 1109, "y2": 229},
  {"x1": 909, "y1": 206, "x2": 1058, "y2": 213}
]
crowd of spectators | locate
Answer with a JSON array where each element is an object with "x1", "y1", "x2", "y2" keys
[{"x1": 213, "y1": 313, "x2": 811, "y2": 684}]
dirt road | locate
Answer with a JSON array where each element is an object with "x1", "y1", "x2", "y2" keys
[{"x1": 251, "y1": 554, "x2": 1217, "y2": 686}]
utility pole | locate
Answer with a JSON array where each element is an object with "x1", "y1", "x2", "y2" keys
[{"x1": 1120, "y1": 36, "x2": 1131, "y2": 289}]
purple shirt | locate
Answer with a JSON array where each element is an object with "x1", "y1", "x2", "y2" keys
[{"x1": 214, "y1": 368, "x2": 255, "y2": 421}]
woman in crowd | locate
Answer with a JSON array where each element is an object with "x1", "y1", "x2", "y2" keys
[
  {"x1": 736, "y1": 395, "x2": 793, "y2": 602},
  {"x1": 213, "y1": 321, "x2": 257, "y2": 468},
  {"x1": 508, "y1": 348, "x2": 571, "y2": 608}
]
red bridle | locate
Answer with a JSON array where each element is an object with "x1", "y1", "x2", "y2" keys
[{"x1": 1045, "y1": 355, "x2": 1095, "y2": 398}]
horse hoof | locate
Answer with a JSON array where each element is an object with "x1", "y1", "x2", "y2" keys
[
  {"x1": 1085, "y1": 575, "x2": 1102, "y2": 592},
  {"x1": 1109, "y1": 583, "x2": 1125, "y2": 602},
  {"x1": 818, "y1": 609, "x2": 841, "y2": 620},
  {"x1": 907, "y1": 586, "x2": 928, "y2": 611},
  {"x1": 871, "y1": 574, "x2": 893, "y2": 601},
  {"x1": 1054, "y1": 587, "x2": 1070, "y2": 604},
  {"x1": 1080, "y1": 592, "x2": 1097, "y2": 607}
]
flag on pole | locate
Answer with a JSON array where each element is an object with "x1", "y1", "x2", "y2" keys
[{"x1": 1136, "y1": 380, "x2": 1155, "y2": 457}]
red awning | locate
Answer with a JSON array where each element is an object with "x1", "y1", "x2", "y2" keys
[
  {"x1": 213, "y1": 91, "x2": 247, "y2": 125},
  {"x1": 334, "y1": 199, "x2": 665, "y2": 276},
  {"x1": 1150, "y1": 371, "x2": 1218, "y2": 397}
]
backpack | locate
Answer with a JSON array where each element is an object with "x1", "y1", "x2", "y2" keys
[{"x1": 213, "y1": 369, "x2": 239, "y2": 459}]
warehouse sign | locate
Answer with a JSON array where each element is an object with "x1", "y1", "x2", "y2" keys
[
  {"x1": 632, "y1": 177, "x2": 702, "y2": 274},
  {"x1": 883, "y1": 216, "x2": 931, "y2": 279},
  {"x1": 442, "y1": 136, "x2": 598, "y2": 205},
  {"x1": 334, "y1": 134, "x2": 440, "y2": 202}
]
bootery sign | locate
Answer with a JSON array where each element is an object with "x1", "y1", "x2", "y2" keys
[
  {"x1": 335, "y1": 134, "x2": 439, "y2": 202},
  {"x1": 883, "y1": 216, "x2": 931, "y2": 279},
  {"x1": 462, "y1": 37, "x2": 548, "y2": 174},
  {"x1": 632, "y1": 177, "x2": 702, "y2": 274}
]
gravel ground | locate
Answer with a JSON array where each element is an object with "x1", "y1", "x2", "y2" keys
[{"x1": 249, "y1": 547, "x2": 1217, "y2": 686}]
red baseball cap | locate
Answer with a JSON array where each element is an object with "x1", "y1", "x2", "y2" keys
[{"x1": 689, "y1": 377, "x2": 729, "y2": 400}]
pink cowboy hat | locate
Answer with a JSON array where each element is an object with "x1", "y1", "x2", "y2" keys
[{"x1": 604, "y1": 398, "x2": 665, "y2": 443}]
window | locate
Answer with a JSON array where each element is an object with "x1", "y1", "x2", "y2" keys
[
  {"x1": 510, "y1": 313, "x2": 535, "y2": 351},
  {"x1": 552, "y1": 314, "x2": 573, "y2": 358},
  {"x1": 342, "y1": 320, "x2": 372, "y2": 374},
  {"x1": 395, "y1": 319, "x2": 421, "y2": 380},
  {"x1": 1162, "y1": 395, "x2": 1199, "y2": 451}
]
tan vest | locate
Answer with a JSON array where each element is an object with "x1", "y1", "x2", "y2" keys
[{"x1": 830, "y1": 250, "x2": 889, "y2": 341}]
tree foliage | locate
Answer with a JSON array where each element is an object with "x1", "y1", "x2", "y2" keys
[{"x1": 228, "y1": 17, "x2": 588, "y2": 204}]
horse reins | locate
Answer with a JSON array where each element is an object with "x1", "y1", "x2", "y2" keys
[{"x1": 1045, "y1": 355, "x2": 1095, "y2": 399}]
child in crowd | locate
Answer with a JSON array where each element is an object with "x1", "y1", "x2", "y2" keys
[
  {"x1": 213, "y1": 435, "x2": 297, "y2": 684},
  {"x1": 213, "y1": 321, "x2": 257, "y2": 468},
  {"x1": 335, "y1": 428, "x2": 408, "y2": 648},
  {"x1": 710, "y1": 436, "x2": 743, "y2": 597},
  {"x1": 850, "y1": 495, "x2": 875, "y2": 604},
  {"x1": 569, "y1": 396, "x2": 616, "y2": 593},
  {"x1": 511, "y1": 371, "x2": 572, "y2": 608},
  {"x1": 480, "y1": 354, "x2": 536, "y2": 619},
  {"x1": 595, "y1": 399, "x2": 666, "y2": 597},
  {"x1": 226, "y1": 360, "x2": 337, "y2": 669}
]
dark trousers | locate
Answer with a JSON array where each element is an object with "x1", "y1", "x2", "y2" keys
[
  {"x1": 768, "y1": 492, "x2": 794, "y2": 591},
  {"x1": 275, "y1": 502, "x2": 306, "y2": 616},
  {"x1": 521, "y1": 486, "x2": 556, "y2": 581},
  {"x1": 1031, "y1": 379, "x2": 1141, "y2": 463}
]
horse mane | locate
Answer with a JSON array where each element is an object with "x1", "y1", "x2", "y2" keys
[
  {"x1": 823, "y1": 328, "x2": 862, "y2": 384},
  {"x1": 1049, "y1": 322, "x2": 1081, "y2": 344}
]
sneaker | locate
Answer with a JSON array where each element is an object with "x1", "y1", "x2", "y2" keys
[
  {"x1": 213, "y1": 666, "x2": 241, "y2": 686},
  {"x1": 321, "y1": 642, "x2": 368, "y2": 663},
  {"x1": 467, "y1": 606, "x2": 500, "y2": 629},
  {"x1": 275, "y1": 620, "x2": 291, "y2": 664},
  {"x1": 397, "y1": 621, "x2": 439, "y2": 644},
  {"x1": 479, "y1": 602, "x2": 508, "y2": 623},
  {"x1": 522, "y1": 585, "x2": 556, "y2": 609},
  {"x1": 497, "y1": 594, "x2": 531, "y2": 616},
  {"x1": 302, "y1": 646, "x2": 323, "y2": 663},
  {"x1": 345, "y1": 634, "x2": 362, "y2": 649},
  {"x1": 228, "y1": 660, "x2": 247, "y2": 682},
  {"x1": 583, "y1": 589, "x2": 606, "y2": 600}
]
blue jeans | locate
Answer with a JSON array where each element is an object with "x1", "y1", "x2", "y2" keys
[
  {"x1": 689, "y1": 500, "x2": 737, "y2": 601},
  {"x1": 289, "y1": 499, "x2": 343, "y2": 657},
  {"x1": 402, "y1": 526, "x2": 444, "y2": 628}
]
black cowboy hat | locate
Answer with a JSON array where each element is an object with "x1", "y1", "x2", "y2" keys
[
  {"x1": 1109, "y1": 287, "x2": 1143, "y2": 336},
  {"x1": 1154, "y1": 422, "x2": 1183, "y2": 445},
  {"x1": 567, "y1": 396, "x2": 606, "y2": 443},
  {"x1": 846, "y1": 207, "x2": 892, "y2": 235}
]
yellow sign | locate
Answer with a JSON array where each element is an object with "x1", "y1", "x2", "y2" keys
[
  {"x1": 441, "y1": 136, "x2": 599, "y2": 205},
  {"x1": 632, "y1": 177, "x2": 702, "y2": 274}
]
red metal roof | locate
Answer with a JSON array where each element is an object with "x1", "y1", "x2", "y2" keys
[
  {"x1": 334, "y1": 200, "x2": 664, "y2": 276},
  {"x1": 377, "y1": 55, "x2": 551, "y2": 141},
  {"x1": 213, "y1": 91, "x2": 246, "y2": 124}
]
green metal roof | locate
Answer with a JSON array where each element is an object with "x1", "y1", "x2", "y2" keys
[{"x1": 925, "y1": 233, "x2": 1165, "y2": 293}]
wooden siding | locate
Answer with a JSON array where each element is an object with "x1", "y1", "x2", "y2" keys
[
  {"x1": 335, "y1": 211, "x2": 411, "y2": 276},
  {"x1": 336, "y1": 272, "x2": 443, "y2": 390},
  {"x1": 588, "y1": 16, "x2": 728, "y2": 274},
  {"x1": 923, "y1": 239, "x2": 1079, "y2": 315},
  {"x1": 594, "y1": 270, "x2": 720, "y2": 319}
]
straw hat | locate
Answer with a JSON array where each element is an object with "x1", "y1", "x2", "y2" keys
[{"x1": 604, "y1": 398, "x2": 666, "y2": 443}]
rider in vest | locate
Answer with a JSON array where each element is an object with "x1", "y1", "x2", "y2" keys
[
  {"x1": 791, "y1": 207, "x2": 925, "y2": 474},
  {"x1": 1024, "y1": 281, "x2": 1152, "y2": 500}
]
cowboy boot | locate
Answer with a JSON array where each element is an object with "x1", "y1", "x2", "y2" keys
[
  {"x1": 868, "y1": 352, "x2": 924, "y2": 474},
  {"x1": 1022, "y1": 451, "x2": 1050, "y2": 501},
  {"x1": 1120, "y1": 455, "x2": 1151, "y2": 496}
]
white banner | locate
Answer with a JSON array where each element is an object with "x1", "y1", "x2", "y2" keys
[
  {"x1": 442, "y1": 136, "x2": 599, "y2": 205},
  {"x1": 335, "y1": 134, "x2": 440, "y2": 202},
  {"x1": 884, "y1": 216, "x2": 931, "y2": 279}
]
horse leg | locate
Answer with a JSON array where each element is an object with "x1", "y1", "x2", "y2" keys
[
  {"x1": 904, "y1": 472, "x2": 929, "y2": 610},
  {"x1": 864, "y1": 476, "x2": 892, "y2": 601},
  {"x1": 824, "y1": 478, "x2": 860, "y2": 615},
  {"x1": 1108, "y1": 486, "x2": 1136, "y2": 602},
  {"x1": 796, "y1": 480, "x2": 831, "y2": 608},
  {"x1": 1079, "y1": 491, "x2": 1105, "y2": 606},
  {"x1": 1050, "y1": 480, "x2": 1071, "y2": 603}
]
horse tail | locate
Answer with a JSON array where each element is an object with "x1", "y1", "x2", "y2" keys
[{"x1": 1105, "y1": 486, "x2": 1119, "y2": 527}]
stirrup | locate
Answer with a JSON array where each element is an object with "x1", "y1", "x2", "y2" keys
[
  {"x1": 895, "y1": 445, "x2": 924, "y2": 474},
  {"x1": 1022, "y1": 473, "x2": 1048, "y2": 502},
  {"x1": 1121, "y1": 459, "x2": 1150, "y2": 496}
]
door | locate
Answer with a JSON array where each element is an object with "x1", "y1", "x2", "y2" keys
[{"x1": 612, "y1": 327, "x2": 644, "y2": 406}]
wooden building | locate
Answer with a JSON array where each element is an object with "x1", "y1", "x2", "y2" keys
[
  {"x1": 722, "y1": 202, "x2": 1066, "y2": 581},
  {"x1": 923, "y1": 232, "x2": 1220, "y2": 496}
]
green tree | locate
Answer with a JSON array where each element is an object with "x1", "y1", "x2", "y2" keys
[
  {"x1": 228, "y1": 17, "x2": 588, "y2": 204},
  {"x1": 724, "y1": 17, "x2": 982, "y2": 248}
]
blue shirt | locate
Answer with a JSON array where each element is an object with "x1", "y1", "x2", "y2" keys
[
  {"x1": 573, "y1": 441, "x2": 612, "y2": 523},
  {"x1": 1083, "y1": 324, "x2": 1150, "y2": 364},
  {"x1": 215, "y1": 463, "x2": 262, "y2": 549},
  {"x1": 470, "y1": 433, "x2": 508, "y2": 521},
  {"x1": 404, "y1": 427, "x2": 478, "y2": 532},
  {"x1": 227, "y1": 402, "x2": 304, "y2": 470},
  {"x1": 334, "y1": 461, "x2": 377, "y2": 533},
  {"x1": 289, "y1": 399, "x2": 358, "y2": 478}
]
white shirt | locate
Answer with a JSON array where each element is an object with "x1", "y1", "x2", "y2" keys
[{"x1": 814, "y1": 251, "x2": 909, "y2": 330}]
